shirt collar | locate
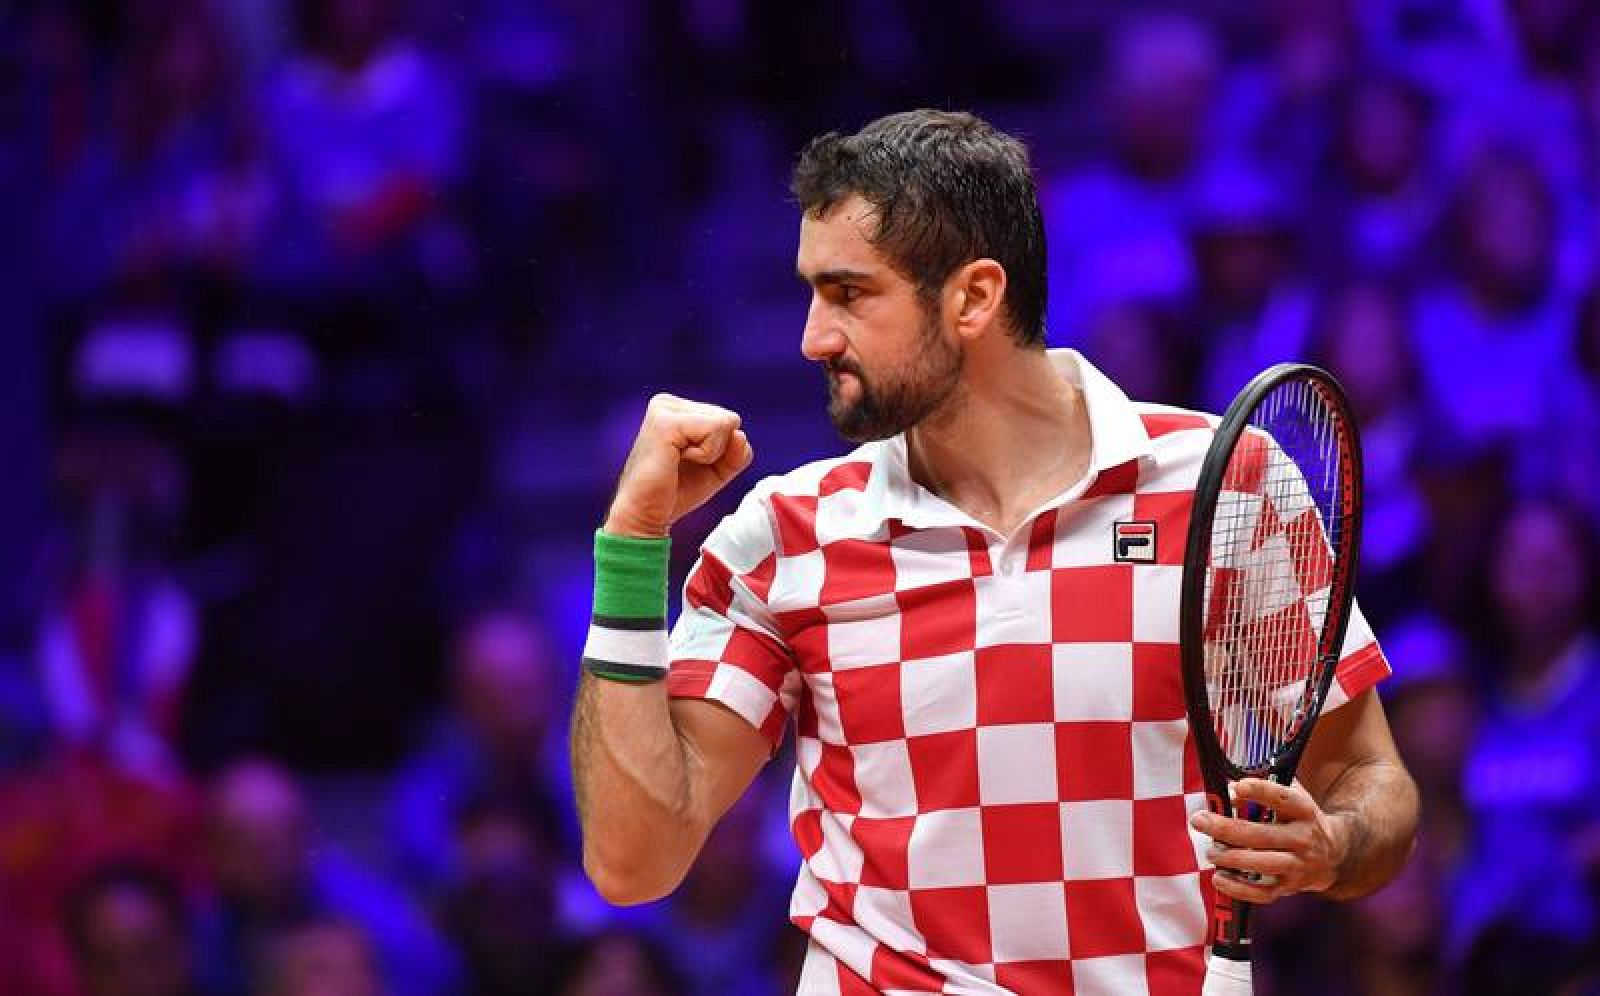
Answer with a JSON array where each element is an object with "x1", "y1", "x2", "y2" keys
[{"x1": 856, "y1": 348, "x2": 1156, "y2": 532}]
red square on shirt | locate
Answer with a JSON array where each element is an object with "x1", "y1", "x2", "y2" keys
[
  {"x1": 1131, "y1": 643, "x2": 1186, "y2": 722},
  {"x1": 906, "y1": 730, "x2": 981, "y2": 811},
  {"x1": 981, "y1": 803, "x2": 1065, "y2": 884},
  {"x1": 1131, "y1": 490, "x2": 1192, "y2": 566},
  {"x1": 869, "y1": 946, "x2": 944, "y2": 991},
  {"x1": 1146, "y1": 946, "x2": 1206, "y2": 993},
  {"x1": 899, "y1": 579, "x2": 977, "y2": 659},
  {"x1": 995, "y1": 962, "x2": 1075, "y2": 993},
  {"x1": 1051, "y1": 566, "x2": 1133, "y2": 642},
  {"x1": 909, "y1": 886, "x2": 992, "y2": 965},
  {"x1": 813, "y1": 743, "x2": 862, "y2": 815},
  {"x1": 1133, "y1": 795, "x2": 1201, "y2": 876},
  {"x1": 834, "y1": 663, "x2": 907, "y2": 744},
  {"x1": 1056, "y1": 722, "x2": 1134, "y2": 800},
  {"x1": 976, "y1": 644, "x2": 1055, "y2": 725},
  {"x1": 852, "y1": 816, "x2": 915, "y2": 890},
  {"x1": 822, "y1": 538, "x2": 899, "y2": 604},
  {"x1": 1065, "y1": 878, "x2": 1145, "y2": 958}
]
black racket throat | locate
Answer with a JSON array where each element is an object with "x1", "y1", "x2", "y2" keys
[{"x1": 1179, "y1": 363, "x2": 1364, "y2": 961}]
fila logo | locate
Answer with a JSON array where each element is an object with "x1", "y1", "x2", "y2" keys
[{"x1": 1113, "y1": 521, "x2": 1157, "y2": 563}]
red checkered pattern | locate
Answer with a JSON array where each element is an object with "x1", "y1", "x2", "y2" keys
[{"x1": 667, "y1": 351, "x2": 1389, "y2": 995}]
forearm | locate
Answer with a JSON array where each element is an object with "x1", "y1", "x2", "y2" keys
[
  {"x1": 571, "y1": 673, "x2": 707, "y2": 904},
  {"x1": 1318, "y1": 755, "x2": 1419, "y2": 900}
]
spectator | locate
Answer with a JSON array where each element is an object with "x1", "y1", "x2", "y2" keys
[
  {"x1": 554, "y1": 929, "x2": 683, "y2": 996},
  {"x1": 1452, "y1": 499, "x2": 1600, "y2": 977},
  {"x1": 1527, "y1": 281, "x2": 1600, "y2": 527},
  {"x1": 63, "y1": 861, "x2": 197, "y2": 996},
  {"x1": 1410, "y1": 150, "x2": 1575, "y2": 453},
  {"x1": 1042, "y1": 11, "x2": 1221, "y2": 333},
  {"x1": 1311, "y1": 279, "x2": 1429, "y2": 623},
  {"x1": 43, "y1": 0, "x2": 245, "y2": 305},
  {"x1": 438, "y1": 795, "x2": 564, "y2": 995},
  {"x1": 648, "y1": 787, "x2": 791, "y2": 996},
  {"x1": 388, "y1": 608, "x2": 565, "y2": 895},
  {"x1": 1214, "y1": 0, "x2": 1358, "y2": 175},
  {"x1": 1183, "y1": 156, "x2": 1316, "y2": 412},
  {"x1": 254, "y1": 916, "x2": 382, "y2": 996},
  {"x1": 195, "y1": 758, "x2": 460, "y2": 996},
  {"x1": 36, "y1": 420, "x2": 196, "y2": 780},
  {"x1": 256, "y1": 0, "x2": 470, "y2": 300},
  {"x1": 1308, "y1": 70, "x2": 1443, "y2": 279},
  {"x1": 1345, "y1": 830, "x2": 1454, "y2": 996},
  {"x1": 1382, "y1": 615, "x2": 1478, "y2": 867}
]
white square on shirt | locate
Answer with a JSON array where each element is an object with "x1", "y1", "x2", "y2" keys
[
  {"x1": 1070, "y1": 954, "x2": 1146, "y2": 993},
  {"x1": 853, "y1": 886, "x2": 923, "y2": 952},
  {"x1": 825, "y1": 604, "x2": 902, "y2": 670},
  {"x1": 1054, "y1": 494, "x2": 1136, "y2": 568},
  {"x1": 1052, "y1": 643, "x2": 1133, "y2": 721},
  {"x1": 814, "y1": 489, "x2": 867, "y2": 547},
  {"x1": 811, "y1": 811, "x2": 863, "y2": 883},
  {"x1": 1060, "y1": 799, "x2": 1134, "y2": 879},
  {"x1": 977, "y1": 724, "x2": 1059, "y2": 805},
  {"x1": 1136, "y1": 872, "x2": 1208, "y2": 952},
  {"x1": 907, "y1": 808, "x2": 987, "y2": 888},
  {"x1": 891, "y1": 527, "x2": 977, "y2": 588},
  {"x1": 974, "y1": 570, "x2": 1052, "y2": 648},
  {"x1": 1131, "y1": 719, "x2": 1190, "y2": 800},
  {"x1": 852, "y1": 740, "x2": 920, "y2": 818},
  {"x1": 987, "y1": 882, "x2": 1070, "y2": 962},
  {"x1": 1209, "y1": 492, "x2": 1262, "y2": 570},
  {"x1": 1240, "y1": 533, "x2": 1300, "y2": 618},
  {"x1": 789, "y1": 866, "x2": 829, "y2": 919},
  {"x1": 1132, "y1": 565, "x2": 1183, "y2": 643},
  {"x1": 771, "y1": 548, "x2": 826, "y2": 611},
  {"x1": 901, "y1": 652, "x2": 978, "y2": 737}
]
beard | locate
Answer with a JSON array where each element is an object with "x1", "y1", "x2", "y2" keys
[{"x1": 825, "y1": 305, "x2": 964, "y2": 443}]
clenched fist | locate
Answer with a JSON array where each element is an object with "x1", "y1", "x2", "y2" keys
[{"x1": 604, "y1": 394, "x2": 755, "y2": 538}]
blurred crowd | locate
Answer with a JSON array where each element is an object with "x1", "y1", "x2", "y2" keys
[{"x1": 2, "y1": 0, "x2": 1599, "y2": 993}]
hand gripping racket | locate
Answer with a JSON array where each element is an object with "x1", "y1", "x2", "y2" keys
[{"x1": 1179, "y1": 364, "x2": 1363, "y2": 995}]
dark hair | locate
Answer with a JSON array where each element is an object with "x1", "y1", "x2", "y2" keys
[
  {"x1": 791, "y1": 109, "x2": 1048, "y2": 347},
  {"x1": 63, "y1": 860, "x2": 188, "y2": 956}
]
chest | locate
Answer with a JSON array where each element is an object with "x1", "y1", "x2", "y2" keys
[{"x1": 774, "y1": 491, "x2": 1195, "y2": 729}]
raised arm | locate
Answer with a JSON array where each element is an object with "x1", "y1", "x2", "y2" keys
[{"x1": 571, "y1": 394, "x2": 768, "y2": 905}]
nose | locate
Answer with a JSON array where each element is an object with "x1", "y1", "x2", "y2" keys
[{"x1": 800, "y1": 296, "x2": 845, "y2": 363}]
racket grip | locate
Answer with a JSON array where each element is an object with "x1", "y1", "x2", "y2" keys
[{"x1": 1201, "y1": 953, "x2": 1254, "y2": 995}]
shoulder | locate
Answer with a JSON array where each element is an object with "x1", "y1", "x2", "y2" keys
[
  {"x1": 701, "y1": 443, "x2": 888, "y2": 568},
  {"x1": 1129, "y1": 402, "x2": 1221, "y2": 492}
]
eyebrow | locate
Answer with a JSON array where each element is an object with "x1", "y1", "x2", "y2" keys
[{"x1": 797, "y1": 267, "x2": 874, "y2": 287}]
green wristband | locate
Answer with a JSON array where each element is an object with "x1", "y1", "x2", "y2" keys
[{"x1": 593, "y1": 529, "x2": 671, "y2": 623}]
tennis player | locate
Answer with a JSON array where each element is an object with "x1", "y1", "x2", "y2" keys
[{"x1": 572, "y1": 110, "x2": 1418, "y2": 994}]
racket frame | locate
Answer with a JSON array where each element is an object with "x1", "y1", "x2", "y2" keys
[{"x1": 1178, "y1": 362, "x2": 1364, "y2": 963}]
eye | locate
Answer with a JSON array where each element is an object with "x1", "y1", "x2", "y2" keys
[{"x1": 839, "y1": 284, "x2": 863, "y2": 304}]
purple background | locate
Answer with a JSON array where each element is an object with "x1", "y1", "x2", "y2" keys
[{"x1": 2, "y1": 0, "x2": 1598, "y2": 994}]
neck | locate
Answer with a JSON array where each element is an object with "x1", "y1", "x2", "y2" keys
[{"x1": 906, "y1": 347, "x2": 1091, "y2": 536}]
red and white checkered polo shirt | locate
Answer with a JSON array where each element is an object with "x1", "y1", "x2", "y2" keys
[{"x1": 666, "y1": 350, "x2": 1390, "y2": 995}]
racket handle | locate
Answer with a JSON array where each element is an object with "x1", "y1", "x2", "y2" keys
[{"x1": 1201, "y1": 953, "x2": 1254, "y2": 995}]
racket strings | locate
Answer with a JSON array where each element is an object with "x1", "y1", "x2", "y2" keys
[{"x1": 1204, "y1": 380, "x2": 1346, "y2": 771}]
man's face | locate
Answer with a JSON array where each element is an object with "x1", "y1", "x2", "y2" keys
[{"x1": 796, "y1": 195, "x2": 963, "y2": 442}]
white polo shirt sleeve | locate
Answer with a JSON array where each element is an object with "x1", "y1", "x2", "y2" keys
[{"x1": 666, "y1": 482, "x2": 801, "y2": 747}]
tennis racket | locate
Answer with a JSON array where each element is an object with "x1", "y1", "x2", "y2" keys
[{"x1": 1178, "y1": 363, "x2": 1363, "y2": 996}]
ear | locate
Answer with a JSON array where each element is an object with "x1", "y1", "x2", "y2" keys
[{"x1": 947, "y1": 258, "x2": 1008, "y2": 340}]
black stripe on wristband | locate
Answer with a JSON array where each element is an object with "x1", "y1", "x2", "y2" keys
[
  {"x1": 582, "y1": 656, "x2": 668, "y2": 683},
  {"x1": 591, "y1": 613, "x2": 668, "y2": 631}
]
